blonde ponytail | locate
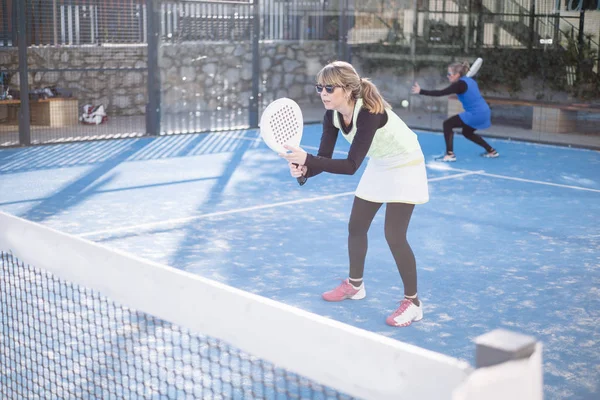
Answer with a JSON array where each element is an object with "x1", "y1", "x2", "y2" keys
[{"x1": 359, "y1": 78, "x2": 390, "y2": 114}]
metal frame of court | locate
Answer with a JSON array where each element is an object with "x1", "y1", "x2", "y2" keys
[{"x1": 2, "y1": 0, "x2": 599, "y2": 149}]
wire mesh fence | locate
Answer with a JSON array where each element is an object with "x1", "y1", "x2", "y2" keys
[{"x1": 0, "y1": 0, "x2": 598, "y2": 148}]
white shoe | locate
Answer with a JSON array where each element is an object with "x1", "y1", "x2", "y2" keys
[
  {"x1": 482, "y1": 150, "x2": 499, "y2": 158},
  {"x1": 386, "y1": 299, "x2": 423, "y2": 327},
  {"x1": 435, "y1": 153, "x2": 457, "y2": 162},
  {"x1": 322, "y1": 279, "x2": 366, "y2": 302}
]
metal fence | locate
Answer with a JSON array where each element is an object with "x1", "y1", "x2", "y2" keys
[
  {"x1": 0, "y1": 0, "x2": 332, "y2": 45},
  {"x1": 1, "y1": 0, "x2": 599, "y2": 148},
  {"x1": 0, "y1": 0, "x2": 152, "y2": 146},
  {"x1": 0, "y1": 0, "x2": 149, "y2": 46},
  {"x1": 161, "y1": 0, "x2": 253, "y2": 42},
  {"x1": 1, "y1": 0, "x2": 597, "y2": 51}
]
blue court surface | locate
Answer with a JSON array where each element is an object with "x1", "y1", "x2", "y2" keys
[{"x1": 0, "y1": 125, "x2": 599, "y2": 400}]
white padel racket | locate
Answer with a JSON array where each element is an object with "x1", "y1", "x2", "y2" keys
[
  {"x1": 466, "y1": 57, "x2": 483, "y2": 78},
  {"x1": 259, "y1": 97, "x2": 306, "y2": 185}
]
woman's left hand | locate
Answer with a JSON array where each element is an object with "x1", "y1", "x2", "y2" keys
[
  {"x1": 279, "y1": 145, "x2": 308, "y2": 165},
  {"x1": 411, "y1": 82, "x2": 421, "y2": 94}
]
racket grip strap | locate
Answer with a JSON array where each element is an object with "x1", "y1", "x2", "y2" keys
[{"x1": 292, "y1": 162, "x2": 307, "y2": 186}]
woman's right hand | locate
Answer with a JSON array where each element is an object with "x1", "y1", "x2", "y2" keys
[
  {"x1": 289, "y1": 162, "x2": 307, "y2": 178},
  {"x1": 411, "y1": 82, "x2": 421, "y2": 94}
]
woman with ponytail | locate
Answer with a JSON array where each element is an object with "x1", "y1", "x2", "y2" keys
[
  {"x1": 412, "y1": 61, "x2": 499, "y2": 162},
  {"x1": 281, "y1": 61, "x2": 429, "y2": 328}
]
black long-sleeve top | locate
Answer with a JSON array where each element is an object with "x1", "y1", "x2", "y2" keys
[
  {"x1": 304, "y1": 109, "x2": 387, "y2": 178},
  {"x1": 420, "y1": 80, "x2": 467, "y2": 97}
]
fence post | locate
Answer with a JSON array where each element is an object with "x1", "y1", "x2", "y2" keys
[
  {"x1": 411, "y1": 0, "x2": 418, "y2": 61},
  {"x1": 338, "y1": 0, "x2": 350, "y2": 62},
  {"x1": 528, "y1": 0, "x2": 536, "y2": 51},
  {"x1": 16, "y1": 0, "x2": 30, "y2": 146},
  {"x1": 249, "y1": 0, "x2": 260, "y2": 128},
  {"x1": 576, "y1": 9, "x2": 586, "y2": 86},
  {"x1": 553, "y1": 0, "x2": 561, "y2": 47},
  {"x1": 146, "y1": 0, "x2": 161, "y2": 136}
]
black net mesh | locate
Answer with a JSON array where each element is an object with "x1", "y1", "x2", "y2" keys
[{"x1": 0, "y1": 251, "x2": 354, "y2": 400}]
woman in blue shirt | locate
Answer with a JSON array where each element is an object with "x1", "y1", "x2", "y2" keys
[{"x1": 412, "y1": 61, "x2": 499, "y2": 162}]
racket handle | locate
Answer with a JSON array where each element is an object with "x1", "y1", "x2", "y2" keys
[{"x1": 293, "y1": 163, "x2": 307, "y2": 186}]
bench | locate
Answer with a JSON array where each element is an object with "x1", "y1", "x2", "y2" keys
[
  {"x1": 447, "y1": 96, "x2": 600, "y2": 134},
  {"x1": 0, "y1": 98, "x2": 79, "y2": 127}
]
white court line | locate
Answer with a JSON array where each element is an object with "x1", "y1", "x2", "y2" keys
[
  {"x1": 477, "y1": 172, "x2": 600, "y2": 193},
  {"x1": 79, "y1": 170, "x2": 481, "y2": 238},
  {"x1": 429, "y1": 170, "x2": 484, "y2": 182},
  {"x1": 428, "y1": 163, "x2": 600, "y2": 193},
  {"x1": 79, "y1": 191, "x2": 356, "y2": 238},
  {"x1": 304, "y1": 144, "x2": 600, "y2": 193},
  {"x1": 251, "y1": 136, "x2": 600, "y2": 193}
]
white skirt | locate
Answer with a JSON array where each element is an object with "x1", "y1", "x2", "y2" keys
[{"x1": 355, "y1": 149, "x2": 429, "y2": 204}]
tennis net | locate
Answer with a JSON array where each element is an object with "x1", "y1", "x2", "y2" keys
[{"x1": 0, "y1": 211, "x2": 471, "y2": 399}]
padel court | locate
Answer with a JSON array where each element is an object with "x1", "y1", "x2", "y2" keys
[{"x1": 0, "y1": 125, "x2": 599, "y2": 399}]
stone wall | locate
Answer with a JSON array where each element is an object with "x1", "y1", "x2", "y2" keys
[
  {"x1": 0, "y1": 46, "x2": 148, "y2": 116},
  {"x1": 1, "y1": 40, "x2": 598, "y2": 123},
  {"x1": 0, "y1": 41, "x2": 337, "y2": 119},
  {"x1": 160, "y1": 41, "x2": 337, "y2": 116}
]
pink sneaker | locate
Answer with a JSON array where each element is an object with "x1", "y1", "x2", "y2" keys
[
  {"x1": 386, "y1": 299, "x2": 423, "y2": 327},
  {"x1": 322, "y1": 279, "x2": 366, "y2": 302}
]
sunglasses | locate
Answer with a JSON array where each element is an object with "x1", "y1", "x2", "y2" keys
[{"x1": 315, "y1": 84, "x2": 341, "y2": 94}]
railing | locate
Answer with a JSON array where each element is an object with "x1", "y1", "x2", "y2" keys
[
  {"x1": 0, "y1": 0, "x2": 335, "y2": 45},
  {"x1": 54, "y1": 1, "x2": 147, "y2": 45},
  {"x1": 0, "y1": 0, "x2": 15, "y2": 46},
  {"x1": 0, "y1": 0, "x2": 148, "y2": 46},
  {"x1": 160, "y1": 1, "x2": 253, "y2": 42},
  {"x1": 0, "y1": 0, "x2": 596, "y2": 62},
  {"x1": 261, "y1": 0, "x2": 335, "y2": 41}
]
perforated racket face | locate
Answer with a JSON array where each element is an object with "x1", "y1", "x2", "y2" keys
[{"x1": 260, "y1": 98, "x2": 303, "y2": 154}]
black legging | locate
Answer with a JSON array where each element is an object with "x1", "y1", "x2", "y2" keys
[
  {"x1": 443, "y1": 114, "x2": 493, "y2": 154},
  {"x1": 348, "y1": 197, "x2": 417, "y2": 296}
]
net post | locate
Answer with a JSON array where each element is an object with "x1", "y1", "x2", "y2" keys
[
  {"x1": 453, "y1": 329, "x2": 543, "y2": 400},
  {"x1": 474, "y1": 328, "x2": 537, "y2": 368}
]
